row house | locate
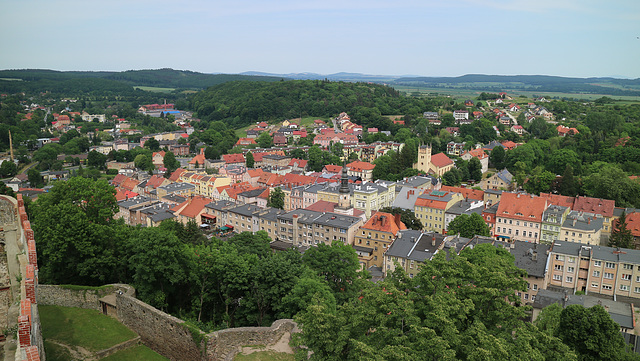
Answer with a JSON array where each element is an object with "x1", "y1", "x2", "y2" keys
[
  {"x1": 171, "y1": 195, "x2": 213, "y2": 225},
  {"x1": 353, "y1": 212, "x2": 406, "y2": 269},
  {"x1": 495, "y1": 193, "x2": 547, "y2": 243},
  {"x1": 560, "y1": 211, "x2": 604, "y2": 245},
  {"x1": 313, "y1": 131, "x2": 359, "y2": 149},
  {"x1": 275, "y1": 209, "x2": 363, "y2": 247},
  {"x1": 139, "y1": 202, "x2": 175, "y2": 227},
  {"x1": 203, "y1": 200, "x2": 236, "y2": 228},
  {"x1": 225, "y1": 204, "x2": 263, "y2": 233},
  {"x1": 444, "y1": 199, "x2": 484, "y2": 232},
  {"x1": 384, "y1": 230, "x2": 445, "y2": 278},
  {"x1": 414, "y1": 190, "x2": 464, "y2": 233},
  {"x1": 480, "y1": 169, "x2": 514, "y2": 191},
  {"x1": 547, "y1": 241, "x2": 640, "y2": 301},
  {"x1": 540, "y1": 193, "x2": 615, "y2": 238},
  {"x1": 116, "y1": 196, "x2": 155, "y2": 225},
  {"x1": 288, "y1": 183, "x2": 328, "y2": 211},
  {"x1": 541, "y1": 205, "x2": 570, "y2": 244},
  {"x1": 157, "y1": 182, "x2": 196, "y2": 199}
]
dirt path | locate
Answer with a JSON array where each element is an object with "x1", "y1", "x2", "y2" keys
[
  {"x1": 239, "y1": 331, "x2": 294, "y2": 355},
  {"x1": 48, "y1": 340, "x2": 97, "y2": 361}
]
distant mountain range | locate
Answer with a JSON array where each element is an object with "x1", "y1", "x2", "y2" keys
[{"x1": 1, "y1": 68, "x2": 639, "y2": 96}]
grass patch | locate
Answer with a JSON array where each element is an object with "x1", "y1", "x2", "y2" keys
[
  {"x1": 43, "y1": 340, "x2": 72, "y2": 361},
  {"x1": 58, "y1": 284, "x2": 111, "y2": 291},
  {"x1": 101, "y1": 345, "x2": 168, "y2": 361},
  {"x1": 39, "y1": 305, "x2": 136, "y2": 351},
  {"x1": 234, "y1": 351, "x2": 295, "y2": 361},
  {"x1": 134, "y1": 86, "x2": 176, "y2": 93}
]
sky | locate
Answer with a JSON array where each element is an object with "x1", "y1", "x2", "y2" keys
[{"x1": 1, "y1": 0, "x2": 639, "y2": 78}]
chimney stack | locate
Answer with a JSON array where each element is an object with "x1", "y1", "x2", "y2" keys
[
  {"x1": 432, "y1": 236, "x2": 436, "y2": 246},
  {"x1": 394, "y1": 213, "x2": 401, "y2": 227}
]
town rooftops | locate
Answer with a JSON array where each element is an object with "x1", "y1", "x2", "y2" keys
[
  {"x1": 430, "y1": 152, "x2": 454, "y2": 168},
  {"x1": 497, "y1": 193, "x2": 547, "y2": 222},
  {"x1": 509, "y1": 241, "x2": 550, "y2": 278},
  {"x1": 313, "y1": 212, "x2": 362, "y2": 229},
  {"x1": 542, "y1": 205, "x2": 569, "y2": 225},
  {"x1": 205, "y1": 199, "x2": 236, "y2": 211},
  {"x1": 346, "y1": 160, "x2": 375, "y2": 172},
  {"x1": 159, "y1": 182, "x2": 196, "y2": 193},
  {"x1": 550, "y1": 240, "x2": 640, "y2": 265},
  {"x1": 361, "y1": 211, "x2": 406, "y2": 235},
  {"x1": 440, "y1": 185, "x2": 484, "y2": 201},
  {"x1": 386, "y1": 230, "x2": 445, "y2": 263},
  {"x1": 573, "y1": 195, "x2": 615, "y2": 218},
  {"x1": 561, "y1": 211, "x2": 604, "y2": 232},
  {"x1": 228, "y1": 204, "x2": 262, "y2": 217}
]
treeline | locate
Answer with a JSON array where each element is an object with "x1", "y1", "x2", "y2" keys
[
  {"x1": 0, "y1": 68, "x2": 285, "y2": 94},
  {"x1": 190, "y1": 79, "x2": 443, "y2": 129}
]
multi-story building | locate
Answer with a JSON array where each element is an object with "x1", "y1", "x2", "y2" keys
[
  {"x1": 346, "y1": 160, "x2": 375, "y2": 182},
  {"x1": 444, "y1": 199, "x2": 484, "y2": 232},
  {"x1": 414, "y1": 190, "x2": 464, "y2": 233},
  {"x1": 480, "y1": 169, "x2": 514, "y2": 191},
  {"x1": 547, "y1": 241, "x2": 640, "y2": 301},
  {"x1": 460, "y1": 148, "x2": 489, "y2": 174},
  {"x1": 560, "y1": 211, "x2": 604, "y2": 245},
  {"x1": 495, "y1": 193, "x2": 547, "y2": 243},
  {"x1": 383, "y1": 230, "x2": 445, "y2": 278},
  {"x1": 171, "y1": 195, "x2": 213, "y2": 225},
  {"x1": 353, "y1": 212, "x2": 406, "y2": 268},
  {"x1": 510, "y1": 241, "x2": 550, "y2": 304},
  {"x1": 275, "y1": 209, "x2": 362, "y2": 247},
  {"x1": 453, "y1": 110, "x2": 469, "y2": 121},
  {"x1": 257, "y1": 208, "x2": 285, "y2": 240},
  {"x1": 226, "y1": 204, "x2": 263, "y2": 233},
  {"x1": 157, "y1": 182, "x2": 195, "y2": 199},
  {"x1": 203, "y1": 200, "x2": 236, "y2": 228},
  {"x1": 446, "y1": 142, "x2": 465, "y2": 156},
  {"x1": 541, "y1": 205, "x2": 570, "y2": 244}
]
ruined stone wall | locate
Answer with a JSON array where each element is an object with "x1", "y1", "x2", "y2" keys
[
  {"x1": 36, "y1": 284, "x2": 133, "y2": 311},
  {"x1": 206, "y1": 319, "x2": 296, "y2": 361},
  {"x1": 116, "y1": 293, "x2": 204, "y2": 361}
]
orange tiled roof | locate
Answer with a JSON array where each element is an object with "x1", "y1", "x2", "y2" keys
[
  {"x1": 497, "y1": 193, "x2": 547, "y2": 222},
  {"x1": 463, "y1": 148, "x2": 488, "y2": 160},
  {"x1": 247, "y1": 168, "x2": 264, "y2": 178},
  {"x1": 440, "y1": 185, "x2": 484, "y2": 201},
  {"x1": 120, "y1": 177, "x2": 140, "y2": 191},
  {"x1": 323, "y1": 165, "x2": 342, "y2": 173},
  {"x1": 539, "y1": 193, "x2": 575, "y2": 209},
  {"x1": 347, "y1": 160, "x2": 375, "y2": 172},
  {"x1": 415, "y1": 197, "x2": 449, "y2": 210},
  {"x1": 169, "y1": 168, "x2": 186, "y2": 182},
  {"x1": 146, "y1": 175, "x2": 167, "y2": 189},
  {"x1": 573, "y1": 195, "x2": 614, "y2": 217},
  {"x1": 430, "y1": 153, "x2": 454, "y2": 168},
  {"x1": 178, "y1": 196, "x2": 213, "y2": 219},
  {"x1": 361, "y1": 211, "x2": 406, "y2": 235},
  {"x1": 623, "y1": 212, "x2": 640, "y2": 237},
  {"x1": 222, "y1": 153, "x2": 245, "y2": 164}
]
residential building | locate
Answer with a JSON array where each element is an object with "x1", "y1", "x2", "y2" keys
[
  {"x1": 353, "y1": 212, "x2": 406, "y2": 268},
  {"x1": 560, "y1": 211, "x2": 604, "y2": 245},
  {"x1": 480, "y1": 169, "x2": 514, "y2": 191},
  {"x1": 275, "y1": 209, "x2": 363, "y2": 247},
  {"x1": 446, "y1": 142, "x2": 465, "y2": 156},
  {"x1": 171, "y1": 195, "x2": 213, "y2": 225},
  {"x1": 541, "y1": 205, "x2": 570, "y2": 244},
  {"x1": 384, "y1": 230, "x2": 445, "y2": 278},
  {"x1": 510, "y1": 241, "x2": 550, "y2": 304},
  {"x1": 414, "y1": 190, "x2": 464, "y2": 233},
  {"x1": 453, "y1": 110, "x2": 469, "y2": 121},
  {"x1": 460, "y1": 148, "x2": 489, "y2": 174},
  {"x1": 495, "y1": 193, "x2": 547, "y2": 243},
  {"x1": 547, "y1": 241, "x2": 640, "y2": 301},
  {"x1": 444, "y1": 199, "x2": 484, "y2": 232},
  {"x1": 346, "y1": 160, "x2": 375, "y2": 182}
]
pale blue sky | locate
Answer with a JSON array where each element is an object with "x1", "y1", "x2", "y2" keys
[{"x1": 1, "y1": 0, "x2": 639, "y2": 78}]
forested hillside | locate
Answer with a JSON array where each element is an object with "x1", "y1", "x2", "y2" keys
[
  {"x1": 0, "y1": 68, "x2": 284, "y2": 94},
  {"x1": 190, "y1": 80, "x2": 438, "y2": 128}
]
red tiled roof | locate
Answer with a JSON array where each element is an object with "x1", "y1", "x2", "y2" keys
[
  {"x1": 120, "y1": 177, "x2": 140, "y2": 191},
  {"x1": 623, "y1": 212, "x2": 640, "y2": 238},
  {"x1": 178, "y1": 196, "x2": 212, "y2": 219},
  {"x1": 247, "y1": 168, "x2": 264, "y2": 178},
  {"x1": 440, "y1": 185, "x2": 484, "y2": 201},
  {"x1": 222, "y1": 153, "x2": 245, "y2": 164},
  {"x1": 347, "y1": 160, "x2": 375, "y2": 172},
  {"x1": 430, "y1": 153, "x2": 454, "y2": 168},
  {"x1": 361, "y1": 211, "x2": 406, "y2": 235},
  {"x1": 462, "y1": 148, "x2": 488, "y2": 160},
  {"x1": 414, "y1": 197, "x2": 449, "y2": 210},
  {"x1": 169, "y1": 168, "x2": 186, "y2": 182},
  {"x1": 305, "y1": 200, "x2": 338, "y2": 213},
  {"x1": 323, "y1": 165, "x2": 342, "y2": 173},
  {"x1": 573, "y1": 195, "x2": 615, "y2": 217},
  {"x1": 112, "y1": 174, "x2": 127, "y2": 186},
  {"x1": 146, "y1": 175, "x2": 166, "y2": 189},
  {"x1": 497, "y1": 193, "x2": 547, "y2": 222},
  {"x1": 288, "y1": 158, "x2": 308, "y2": 168},
  {"x1": 502, "y1": 141, "x2": 517, "y2": 149},
  {"x1": 539, "y1": 193, "x2": 575, "y2": 209}
]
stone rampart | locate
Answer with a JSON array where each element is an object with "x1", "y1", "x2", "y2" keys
[
  {"x1": 37, "y1": 284, "x2": 134, "y2": 311},
  {"x1": 116, "y1": 293, "x2": 204, "y2": 361},
  {"x1": 206, "y1": 319, "x2": 296, "y2": 361}
]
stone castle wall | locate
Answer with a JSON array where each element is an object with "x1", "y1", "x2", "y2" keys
[{"x1": 37, "y1": 284, "x2": 133, "y2": 311}]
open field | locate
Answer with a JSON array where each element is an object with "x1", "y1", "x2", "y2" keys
[
  {"x1": 391, "y1": 85, "x2": 640, "y2": 102},
  {"x1": 235, "y1": 116, "x2": 329, "y2": 137},
  {"x1": 134, "y1": 85, "x2": 176, "y2": 93}
]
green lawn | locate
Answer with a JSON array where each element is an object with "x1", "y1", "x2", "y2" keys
[
  {"x1": 134, "y1": 86, "x2": 176, "y2": 93},
  {"x1": 102, "y1": 345, "x2": 168, "y2": 361},
  {"x1": 43, "y1": 340, "x2": 72, "y2": 361},
  {"x1": 39, "y1": 305, "x2": 136, "y2": 351},
  {"x1": 234, "y1": 351, "x2": 295, "y2": 361}
]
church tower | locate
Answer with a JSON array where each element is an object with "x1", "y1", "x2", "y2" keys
[
  {"x1": 337, "y1": 163, "x2": 351, "y2": 210},
  {"x1": 413, "y1": 144, "x2": 432, "y2": 173}
]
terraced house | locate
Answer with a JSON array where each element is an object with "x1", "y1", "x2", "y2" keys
[
  {"x1": 495, "y1": 193, "x2": 547, "y2": 243},
  {"x1": 414, "y1": 190, "x2": 464, "y2": 233},
  {"x1": 547, "y1": 241, "x2": 640, "y2": 301},
  {"x1": 353, "y1": 211, "x2": 406, "y2": 269}
]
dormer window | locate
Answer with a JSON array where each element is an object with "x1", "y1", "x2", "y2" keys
[{"x1": 516, "y1": 212, "x2": 523, "y2": 216}]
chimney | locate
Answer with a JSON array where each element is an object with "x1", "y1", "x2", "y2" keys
[
  {"x1": 532, "y1": 251, "x2": 537, "y2": 261},
  {"x1": 394, "y1": 213, "x2": 401, "y2": 227},
  {"x1": 432, "y1": 236, "x2": 436, "y2": 246}
]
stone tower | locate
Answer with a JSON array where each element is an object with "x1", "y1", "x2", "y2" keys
[{"x1": 413, "y1": 144, "x2": 432, "y2": 173}]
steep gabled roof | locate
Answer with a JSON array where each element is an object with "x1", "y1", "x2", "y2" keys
[
  {"x1": 440, "y1": 185, "x2": 484, "y2": 201},
  {"x1": 361, "y1": 211, "x2": 406, "y2": 235},
  {"x1": 222, "y1": 153, "x2": 245, "y2": 164},
  {"x1": 177, "y1": 196, "x2": 213, "y2": 219},
  {"x1": 430, "y1": 152, "x2": 454, "y2": 168},
  {"x1": 497, "y1": 193, "x2": 547, "y2": 222},
  {"x1": 573, "y1": 195, "x2": 615, "y2": 217},
  {"x1": 347, "y1": 160, "x2": 375, "y2": 172}
]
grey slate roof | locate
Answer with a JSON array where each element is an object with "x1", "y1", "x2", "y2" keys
[
  {"x1": 313, "y1": 213, "x2": 362, "y2": 229},
  {"x1": 228, "y1": 204, "x2": 262, "y2": 217},
  {"x1": 238, "y1": 188, "x2": 267, "y2": 198},
  {"x1": 542, "y1": 205, "x2": 569, "y2": 225},
  {"x1": 386, "y1": 230, "x2": 445, "y2": 263},
  {"x1": 495, "y1": 169, "x2": 513, "y2": 184},
  {"x1": 392, "y1": 187, "x2": 421, "y2": 210},
  {"x1": 118, "y1": 196, "x2": 152, "y2": 209},
  {"x1": 205, "y1": 200, "x2": 235, "y2": 211},
  {"x1": 159, "y1": 182, "x2": 195, "y2": 193},
  {"x1": 561, "y1": 210, "x2": 604, "y2": 232},
  {"x1": 509, "y1": 242, "x2": 550, "y2": 278},
  {"x1": 163, "y1": 194, "x2": 186, "y2": 204},
  {"x1": 550, "y1": 240, "x2": 640, "y2": 265},
  {"x1": 149, "y1": 210, "x2": 176, "y2": 223}
]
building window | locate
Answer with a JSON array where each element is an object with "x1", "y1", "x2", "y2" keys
[
  {"x1": 594, "y1": 261, "x2": 602, "y2": 267},
  {"x1": 553, "y1": 274, "x2": 562, "y2": 281},
  {"x1": 602, "y1": 285, "x2": 612, "y2": 291},
  {"x1": 568, "y1": 257, "x2": 575, "y2": 263},
  {"x1": 554, "y1": 265, "x2": 563, "y2": 271},
  {"x1": 533, "y1": 284, "x2": 538, "y2": 291},
  {"x1": 622, "y1": 274, "x2": 632, "y2": 281},
  {"x1": 623, "y1": 263, "x2": 633, "y2": 270},
  {"x1": 567, "y1": 267, "x2": 575, "y2": 273},
  {"x1": 635, "y1": 287, "x2": 640, "y2": 293},
  {"x1": 591, "y1": 283, "x2": 599, "y2": 288},
  {"x1": 620, "y1": 285, "x2": 629, "y2": 291},
  {"x1": 555, "y1": 255, "x2": 564, "y2": 261},
  {"x1": 593, "y1": 271, "x2": 600, "y2": 277},
  {"x1": 604, "y1": 272, "x2": 614, "y2": 279},
  {"x1": 524, "y1": 294, "x2": 529, "y2": 300},
  {"x1": 605, "y1": 262, "x2": 615, "y2": 269}
]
